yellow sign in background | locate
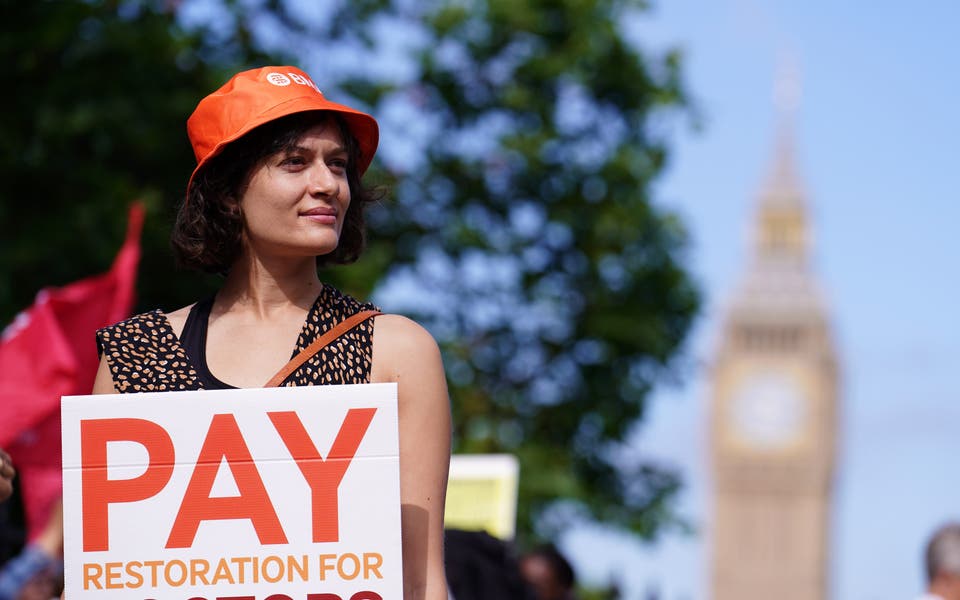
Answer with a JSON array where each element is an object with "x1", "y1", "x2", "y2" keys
[{"x1": 443, "y1": 454, "x2": 519, "y2": 540}]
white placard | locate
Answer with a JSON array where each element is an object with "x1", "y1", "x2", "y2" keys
[{"x1": 61, "y1": 383, "x2": 401, "y2": 600}]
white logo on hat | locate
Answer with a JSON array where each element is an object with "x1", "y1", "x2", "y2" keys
[
  {"x1": 266, "y1": 72, "x2": 292, "y2": 86},
  {"x1": 287, "y1": 72, "x2": 318, "y2": 92}
]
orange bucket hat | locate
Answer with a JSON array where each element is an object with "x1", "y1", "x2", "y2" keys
[{"x1": 186, "y1": 66, "x2": 379, "y2": 192}]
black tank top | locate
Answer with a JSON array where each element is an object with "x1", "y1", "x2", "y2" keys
[{"x1": 180, "y1": 296, "x2": 235, "y2": 390}]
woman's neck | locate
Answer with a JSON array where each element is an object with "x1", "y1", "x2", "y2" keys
[{"x1": 218, "y1": 252, "x2": 323, "y2": 318}]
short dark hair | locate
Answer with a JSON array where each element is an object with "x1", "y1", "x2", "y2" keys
[{"x1": 171, "y1": 111, "x2": 378, "y2": 274}]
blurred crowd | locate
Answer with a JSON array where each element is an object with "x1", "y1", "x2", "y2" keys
[
  {"x1": 0, "y1": 448, "x2": 63, "y2": 600},
  {"x1": 445, "y1": 528, "x2": 579, "y2": 600}
]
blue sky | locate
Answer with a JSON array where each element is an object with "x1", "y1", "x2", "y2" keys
[{"x1": 562, "y1": 2, "x2": 960, "y2": 599}]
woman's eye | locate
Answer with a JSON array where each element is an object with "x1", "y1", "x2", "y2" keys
[
  {"x1": 280, "y1": 155, "x2": 306, "y2": 167},
  {"x1": 329, "y1": 157, "x2": 348, "y2": 170}
]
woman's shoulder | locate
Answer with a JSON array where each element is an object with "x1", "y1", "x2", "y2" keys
[
  {"x1": 96, "y1": 309, "x2": 175, "y2": 368},
  {"x1": 372, "y1": 314, "x2": 438, "y2": 349},
  {"x1": 95, "y1": 306, "x2": 202, "y2": 393},
  {"x1": 370, "y1": 314, "x2": 443, "y2": 382},
  {"x1": 97, "y1": 309, "x2": 167, "y2": 341},
  {"x1": 318, "y1": 283, "x2": 380, "y2": 316},
  {"x1": 96, "y1": 305, "x2": 192, "y2": 349}
]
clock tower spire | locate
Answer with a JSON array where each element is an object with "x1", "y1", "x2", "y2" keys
[{"x1": 709, "y1": 62, "x2": 839, "y2": 600}]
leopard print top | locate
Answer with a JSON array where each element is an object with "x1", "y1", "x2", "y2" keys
[{"x1": 95, "y1": 284, "x2": 379, "y2": 393}]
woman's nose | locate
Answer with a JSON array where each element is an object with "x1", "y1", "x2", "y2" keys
[{"x1": 308, "y1": 164, "x2": 339, "y2": 196}]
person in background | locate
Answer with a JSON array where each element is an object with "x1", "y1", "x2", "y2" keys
[
  {"x1": 0, "y1": 448, "x2": 21, "y2": 572},
  {"x1": 917, "y1": 522, "x2": 960, "y2": 600},
  {"x1": 0, "y1": 448, "x2": 63, "y2": 600},
  {"x1": 0, "y1": 450, "x2": 12, "y2": 503},
  {"x1": 444, "y1": 529, "x2": 534, "y2": 600},
  {"x1": 0, "y1": 498, "x2": 62, "y2": 600},
  {"x1": 519, "y1": 544, "x2": 577, "y2": 600}
]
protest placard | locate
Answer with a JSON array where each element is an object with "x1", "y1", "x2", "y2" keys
[{"x1": 60, "y1": 383, "x2": 401, "y2": 600}]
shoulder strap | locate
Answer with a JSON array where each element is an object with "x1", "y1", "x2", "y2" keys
[{"x1": 264, "y1": 309, "x2": 382, "y2": 388}]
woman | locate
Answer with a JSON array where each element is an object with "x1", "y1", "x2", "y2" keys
[{"x1": 92, "y1": 66, "x2": 451, "y2": 600}]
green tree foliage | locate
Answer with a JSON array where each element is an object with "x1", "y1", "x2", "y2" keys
[
  {"x1": 1, "y1": 0, "x2": 700, "y2": 543},
  {"x1": 0, "y1": 0, "x2": 274, "y2": 323},
  {"x1": 266, "y1": 0, "x2": 702, "y2": 540}
]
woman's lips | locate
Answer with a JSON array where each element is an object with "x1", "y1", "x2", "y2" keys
[{"x1": 300, "y1": 207, "x2": 337, "y2": 224}]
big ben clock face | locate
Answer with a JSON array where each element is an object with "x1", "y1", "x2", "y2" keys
[{"x1": 728, "y1": 368, "x2": 807, "y2": 449}]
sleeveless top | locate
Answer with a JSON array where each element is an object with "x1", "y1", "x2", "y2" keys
[
  {"x1": 95, "y1": 284, "x2": 379, "y2": 393},
  {"x1": 179, "y1": 295, "x2": 241, "y2": 389}
]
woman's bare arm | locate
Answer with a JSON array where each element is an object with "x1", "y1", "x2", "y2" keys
[{"x1": 371, "y1": 314, "x2": 451, "y2": 600}]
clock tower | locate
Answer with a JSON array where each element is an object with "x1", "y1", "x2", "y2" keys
[{"x1": 709, "y1": 115, "x2": 839, "y2": 599}]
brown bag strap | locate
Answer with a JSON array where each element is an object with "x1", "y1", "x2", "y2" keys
[{"x1": 264, "y1": 309, "x2": 382, "y2": 388}]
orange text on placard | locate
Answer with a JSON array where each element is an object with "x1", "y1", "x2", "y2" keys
[
  {"x1": 79, "y1": 409, "x2": 376, "y2": 552},
  {"x1": 82, "y1": 552, "x2": 383, "y2": 590}
]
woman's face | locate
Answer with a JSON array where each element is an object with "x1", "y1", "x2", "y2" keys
[{"x1": 237, "y1": 119, "x2": 351, "y2": 261}]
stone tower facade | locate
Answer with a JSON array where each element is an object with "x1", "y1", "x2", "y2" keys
[{"x1": 709, "y1": 123, "x2": 839, "y2": 600}]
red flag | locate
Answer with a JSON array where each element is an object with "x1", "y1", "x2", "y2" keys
[{"x1": 0, "y1": 204, "x2": 143, "y2": 539}]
